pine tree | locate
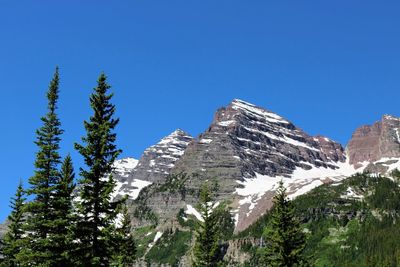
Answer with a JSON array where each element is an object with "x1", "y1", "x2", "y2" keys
[
  {"x1": 111, "y1": 203, "x2": 136, "y2": 266},
  {"x1": 2, "y1": 181, "x2": 26, "y2": 267},
  {"x1": 50, "y1": 155, "x2": 76, "y2": 266},
  {"x1": 19, "y1": 67, "x2": 64, "y2": 265},
  {"x1": 192, "y1": 184, "x2": 221, "y2": 267},
  {"x1": 73, "y1": 73, "x2": 122, "y2": 266},
  {"x1": 262, "y1": 181, "x2": 307, "y2": 267}
]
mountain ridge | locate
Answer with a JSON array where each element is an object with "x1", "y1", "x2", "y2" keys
[{"x1": 109, "y1": 99, "x2": 400, "y2": 234}]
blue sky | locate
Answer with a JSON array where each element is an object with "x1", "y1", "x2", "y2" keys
[{"x1": 1, "y1": 1, "x2": 400, "y2": 221}]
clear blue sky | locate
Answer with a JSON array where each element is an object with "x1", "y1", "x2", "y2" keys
[{"x1": 1, "y1": 1, "x2": 400, "y2": 221}]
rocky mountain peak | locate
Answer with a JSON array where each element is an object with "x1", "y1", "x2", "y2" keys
[
  {"x1": 347, "y1": 114, "x2": 400, "y2": 167},
  {"x1": 129, "y1": 129, "x2": 193, "y2": 184},
  {"x1": 172, "y1": 99, "x2": 350, "y2": 231}
]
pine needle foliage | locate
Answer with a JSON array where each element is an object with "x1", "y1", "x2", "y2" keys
[
  {"x1": 73, "y1": 73, "x2": 122, "y2": 266},
  {"x1": 262, "y1": 181, "x2": 307, "y2": 267},
  {"x1": 2, "y1": 181, "x2": 26, "y2": 267},
  {"x1": 20, "y1": 67, "x2": 64, "y2": 265}
]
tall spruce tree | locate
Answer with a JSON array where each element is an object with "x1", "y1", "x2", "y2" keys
[
  {"x1": 19, "y1": 67, "x2": 64, "y2": 265},
  {"x1": 74, "y1": 73, "x2": 122, "y2": 266},
  {"x1": 192, "y1": 184, "x2": 222, "y2": 267},
  {"x1": 262, "y1": 181, "x2": 307, "y2": 267},
  {"x1": 51, "y1": 154, "x2": 76, "y2": 266},
  {"x1": 2, "y1": 181, "x2": 26, "y2": 267}
]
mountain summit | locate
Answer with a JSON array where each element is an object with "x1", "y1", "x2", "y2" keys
[{"x1": 110, "y1": 99, "x2": 400, "y2": 232}]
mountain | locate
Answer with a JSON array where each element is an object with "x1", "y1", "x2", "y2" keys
[
  {"x1": 171, "y1": 99, "x2": 355, "y2": 231},
  {"x1": 110, "y1": 99, "x2": 400, "y2": 233}
]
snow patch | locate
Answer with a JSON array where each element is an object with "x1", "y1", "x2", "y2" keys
[
  {"x1": 200, "y1": 138, "x2": 213, "y2": 144},
  {"x1": 153, "y1": 231, "x2": 163, "y2": 243},
  {"x1": 341, "y1": 187, "x2": 364, "y2": 200},
  {"x1": 185, "y1": 204, "x2": 204, "y2": 222},
  {"x1": 236, "y1": 158, "x2": 360, "y2": 214},
  {"x1": 112, "y1": 158, "x2": 139, "y2": 177},
  {"x1": 219, "y1": 120, "x2": 236, "y2": 126}
]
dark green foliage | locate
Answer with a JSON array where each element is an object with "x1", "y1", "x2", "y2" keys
[
  {"x1": 111, "y1": 203, "x2": 136, "y2": 266},
  {"x1": 238, "y1": 174, "x2": 400, "y2": 266},
  {"x1": 20, "y1": 67, "x2": 64, "y2": 265},
  {"x1": 73, "y1": 73, "x2": 122, "y2": 266},
  {"x1": 192, "y1": 184, "x2": 226, "y2": 267},
  {"x1": 261, "y1": 181, "x2": 306, "y2": 267},
  {"x1": 132, "y1": 225, "x2": 157, "y2": 258},
  {"x1": 145, "y1": 229, "x2": 192, "y2": 266},
  {"x1": 51, "y1": 155, "x2": 76, "y2": 266},
  {"x1": 2, "y1": 181, "x2": 26, "y2": 266}
]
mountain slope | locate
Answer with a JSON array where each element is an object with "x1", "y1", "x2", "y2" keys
[
  {"x1": 113, "y1": 99, "x2": 400, "y2": 234},
  {"x1": 172, "y1": 99, "x2": 355, "y2": 231}
]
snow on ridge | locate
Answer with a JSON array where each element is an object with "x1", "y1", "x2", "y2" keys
[
  {"x1": 243, "y1": 126, "x2": 320, "y2": 152},
  {"x1": 231, "y1": 99, "x2": 289, "y2": 124},
  {"x1": 158, "y1": 129, "x2": 192, "y2": 146}
]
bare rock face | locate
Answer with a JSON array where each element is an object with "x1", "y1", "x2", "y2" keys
[
  {"x1": 348, "y1": 115, "x2": 400, "y2": 166},
  {"x1": 174, "y1": 99, "x2": 346, "y2": 183}
]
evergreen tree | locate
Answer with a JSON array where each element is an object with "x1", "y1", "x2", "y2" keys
[
  {"x1": 192, "y1": 184, "x2": 221, "y2": 267},
  {"x1": 19, "y1": 67, "x2": 64, "y2": 265},
  {"x1": 73, "y1": 73, "x2": 122, "y2": 266},
  {"x1": 2, "y1": 181, "x2": 26, "y2": 267},
  {"x1": 262, "y1": 181, "x2": 307, "y2": 267},
  {"x1": 111, "y1": 203, "x2": 136, "y2": 266},
  {"x1": 50, "y1": 155, "x2": 76, "y2": 266}
]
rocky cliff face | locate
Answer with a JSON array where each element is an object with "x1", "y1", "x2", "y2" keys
[
  {"x1": 112, "y1": 100, "x2": 400, "y2": 233},
  {"x1": 347, "y1": 114, "x2": 400, "y2": 172}
]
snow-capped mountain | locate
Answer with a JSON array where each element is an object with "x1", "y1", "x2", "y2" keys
[
  {"x1": 111, "y1": 130, "x2": 193, "y2": 200},
  {"x1": 172, "y1": 99, "x2": 356, "y2": 231},
  {"x1": 128, "y1": 129, "x2": 193, "y2": 184},
  {"x1": 111, "y1": 99, "x2": 400, "y2": 232}
]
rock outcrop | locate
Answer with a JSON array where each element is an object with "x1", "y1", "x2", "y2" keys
[{"x1": 347, "y1": 114, "x2": 400, "y2": 171}]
